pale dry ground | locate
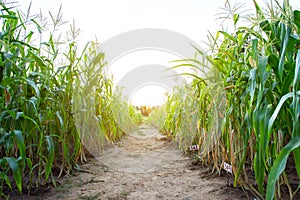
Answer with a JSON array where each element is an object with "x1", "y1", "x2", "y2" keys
[{"x1": 12, "y1": 124, "x2": 252, "y2": 200}]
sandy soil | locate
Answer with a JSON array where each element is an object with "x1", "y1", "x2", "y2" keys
[{"x1": 11, "y1": 124, "x2": 252, "y2": 200}]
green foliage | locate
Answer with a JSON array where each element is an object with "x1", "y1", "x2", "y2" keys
[
  {"x1": 266, "y1": 136, "x2": 300, "y2": 200},
  {"x1": 0, "y1": 1, "x2": 140, "y2": 197},
  {"x1": 148, "y1": 106, "x2": 166, "y2": 130},
  {"x1": 1, "y1": 0, "x2": 299, "y2": 199},
  {"x1": 128, "y1": 104, "x2": 143, "y2": 125},
  {"x1": 4, "y1": 157, "x2": 22, "y2": 193},
  {"x1": 151, "y1": 1, "x2": 300, "y2": 199}
]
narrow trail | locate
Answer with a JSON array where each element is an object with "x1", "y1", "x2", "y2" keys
[{"x1": 18, "y1": 124, "x2": 250, "y2": 200}]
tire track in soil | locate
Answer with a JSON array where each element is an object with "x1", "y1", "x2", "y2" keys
[{"x1": 13, "y1": 124, "x2": 251, "y2": 200}]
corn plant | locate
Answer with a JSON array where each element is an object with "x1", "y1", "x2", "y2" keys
[
  {"x1": 0, "y1": 2, "x2": 83, "y2": 196},
  {"x1": 0, "y1": 1, "x2": 141, "y2": 197},
  {"x1": 152, "y1": 1, "x2": 300, "y2": 199}
]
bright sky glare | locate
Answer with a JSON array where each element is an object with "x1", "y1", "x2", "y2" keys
[
  {"x1": 130, "y1": 85, "x2": 169, "y2": 106},
  {"x1": 17, "y1": 0, "x2": 300, "y2": 106}
]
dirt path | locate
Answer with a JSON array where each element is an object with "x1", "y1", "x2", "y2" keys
[{"x1": 15, "y1": 124, "x2": 251, "y2": 200}]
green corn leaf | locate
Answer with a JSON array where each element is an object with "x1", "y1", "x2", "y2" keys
[
  {"x1": 28, "y1": 49, "x2": 47, "y2": 68},
  {"x1": 259, "y1": 20, "x2": 270, "y2": 32},
  {"x1": 252, "y1": 38, "x2": 258, "y2": 61},
  {"x1": 90, "y1": 52, "x2": 104, "y2": 67},
  {"x1": 258, "y1": 56, "x2": 268, "y2": 85},
  {"x1": 0, "y1": 172, "x2": 12, "y2": 190},
  {"x1": 0, "y1": 77, "x2": 16, "y2": 87},
  {"x1": 281, "y1": 69, "x2": 295, "y2": 94},
  {"x1": 268, "y1": 91, "x2": 300, "y2": 136},
  {"x1": 10, "y1": 39, "x2": 38, "y2": 51},
  {"x1": 172, "y1": 58, "x2": 210, "y2": 76},
  {"x1": 55, "y1": 111, "x2": 65, "y2": 131},
  {"x1": 24, "y1": 30, "x2": 34, "y2": 42},
  {"x1": 253, "y1": 105, "x2": 269, "y2": 194},
  {"x1": 5, "y1": 110, "x2": 16, "y2": 120},
  {"x1": 233, "y1": 14, "x2": 239, "y2": 26},
  {"x1": 268, "y1": 92, "x2": 292, "y2": 133},
  {"x1": 26, "y1": 158, "x2": 32, "y2": 171},
  {"x1": 266, "y1": 136, "x2": 300, "y2": 200},
  {"x1": 234, "y1": 113, "x2": 251, "y2": 186},
  {"x1": 14, "y1": 112, "x2": 41, "y2": 132},
  {"x1": 293, "y1": 50, "x2": 300, "y2": 178},
  {"x1": 294, "y1": 50, "x2": 300, "y2": 88},
  {"x1": 253, "y1": 0, "x2": 265, "y2": 20},
  {"x1": 13, "y1": 130, "x2": 26, "y2": 162},
  {"x1": 268, "y1": 54, "x2": 279, "y2": 77},
  {"x1": 0, "y1": 14, "x2": 18, "y2": 19},
  {"x1": 26, "y1": 97, "x2": 38, "y2": 118},
  {"x1": 6, "y1": 77, "x2": 41, "y2": 100},
  {"x1": 294, "y1": 10, "x2": 300, "y2": 31},
  {"x1": 30, "y1": 19, "x2": 43, "y2": 34},
  {"x1": 218, "y1": 31, "x2": 237, "y2": 42},
  {"x1": 4, "y1": 157, "x2": 22, "y2": 193},
  {"x1": 45, "y1": 135, "x2": 55, "y2": 182},
  {"x1": 293, "y1": 108, "x2": 300, "y2": 179},
  {"x1": 25, "y1": 78, "x2": 41, "y2": 99},
  {"x1": 49, "y1": 35, "x2": 55, "y2": 53},
  {"x1": 278, "y1": 24, "x2": 291, "y2": 81}
]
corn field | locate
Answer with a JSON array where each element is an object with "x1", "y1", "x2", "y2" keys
[
  {"x1": 1, "y1": 0, "x2": 300, "y2": 200},
  {"x1": 0, "y1": 2, "x2": 141, "y2": 198},
  {"x1": 150, "y1": 1, "x2": 300, "y2": 199}
]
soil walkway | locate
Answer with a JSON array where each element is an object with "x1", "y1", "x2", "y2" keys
[{"x1": 15, "y1": 124, "x2": 251, "y2": 200}]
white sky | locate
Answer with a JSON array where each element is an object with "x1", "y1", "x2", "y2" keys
[
  {"x1": 20, "y1": 0, "x2": 224, "y2": 45},
  {"x1": 130, "y1": 85, "x2": 169, "y2": 106},
  {"x1": 19, "y1": 0, "x2": 300, "y2": 45},
  {"x1": 17, "y1": 0, "x2": 300, "y2": 106}
]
